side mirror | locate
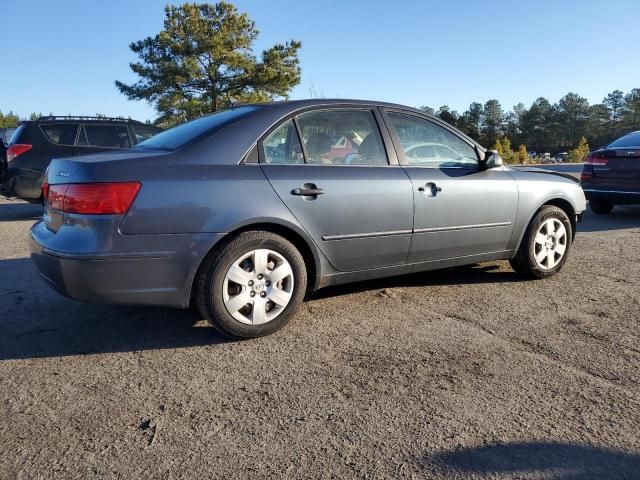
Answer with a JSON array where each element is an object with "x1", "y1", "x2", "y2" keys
[{"x1": 481, "y1": 150, "x2": 503, "y2": 169}]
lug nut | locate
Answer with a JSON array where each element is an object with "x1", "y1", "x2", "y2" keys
[
  {"x1": 250, "y1": 291, "x2": 255, "y2": 297},
  {"x1": 257, "y1": 274, "x2": 263, "y2": 280},
  {"x1": 265, "y1": 281, "x2": 271, "y2": 287},
  {"x1": 248, "y1": 280, "x2": 253, "y2": 286},
  {"x1": 260, "y1": 292, "x2": 266, "y2": 298}
]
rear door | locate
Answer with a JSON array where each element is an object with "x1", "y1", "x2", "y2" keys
[
  {"x1": 260, "y1": 108, "x2": 414, "y2": 272},
  {"x1": 383, "y1": 109, "x2": 518, "y2": 263}
]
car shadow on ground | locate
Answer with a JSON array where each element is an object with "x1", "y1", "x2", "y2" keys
[
  {"x1": 579, "y1": 205, "x2": 640, "y2": 233},
  {"x1": 1, "y1": 259, "x2": 519, "y2": 360},
  {"x1": 311, "y1": 263, "x2": 518, "y2": 300},
  {"x1": 0, "y1": 258, "x2": 228, "y2": 361},
  {"x1": 427, "y1": 441, "x2": 640, "y2": 479},
  {"x1": 0, "y1": 200, "x2": 43, "y2": 222}
]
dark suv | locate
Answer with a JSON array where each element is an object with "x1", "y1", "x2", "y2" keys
[{"x1": 1, "y1": 116, "x2": 162, "y2": 202}]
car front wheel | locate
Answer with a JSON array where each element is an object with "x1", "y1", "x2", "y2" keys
[
  {"x1": 510, "y1": 205, "x2": 572, "y2": 279},
  {"x1": 196, "y1": 231, "x2": 307, "y2": 339}
]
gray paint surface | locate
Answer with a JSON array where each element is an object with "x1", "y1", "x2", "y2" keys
[{"x1": 30, "y1": 100, "x2": 587, "y2": 308}]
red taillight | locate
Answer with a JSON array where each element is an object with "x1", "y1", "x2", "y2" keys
[
  {"x1": 41, "y1": 181, "x2": 49, "y2": 199},
  {"x1": 47, "y1": 184, "x2": 68, "y2": 211},
  {"x1": 45, "y1": 182, "x2": 140, "y2": 215},
  {"x1": 6, "y1": 144, "x2": 32, "y2": 162},
  {"x1": 584, "y1": 153, "x2": 608, "y2": 166}
]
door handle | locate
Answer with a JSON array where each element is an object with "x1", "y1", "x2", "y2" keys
[
  {"x1": 418, "y1": 182, "x2": 442, "y2": 197},
  {"x1": 291, "y1": 183, "x2": 324, "y2": 196}
]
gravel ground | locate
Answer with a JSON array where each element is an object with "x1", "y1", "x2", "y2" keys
[{"x1": 1, "y1": 197, "x2": 639, "y2": 479}]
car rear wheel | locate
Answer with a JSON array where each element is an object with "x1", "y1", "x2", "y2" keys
[
  {"x1": 510, "y1": 205, "x2": 572, "y2": 279},
  {"x1": 589, "y1": 199, "x2": 614, "y2": 215},
  {"x1": 196, "y1": 231, "x2": 307, "y2": 339}
]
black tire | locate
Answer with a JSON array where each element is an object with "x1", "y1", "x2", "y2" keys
[
  {"x1": 196, "y1": 230, "x2": 307, "y2": 339},
  {"x1": 510, "y1": 205, "x2": 573, "y2": 279},
  {"x1": 589, "y1": 199, "x2": 614, "y2": 215}
]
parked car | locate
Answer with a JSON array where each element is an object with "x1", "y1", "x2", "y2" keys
[
  {"x1": 581, "y1": 130, "x2": 640, "y2": 214},
  {"x1": 30, "y1": 100, "x2": 586, "y2": 338},
  {"x1": 1, "y1": 116, "x2": 162, "y2": 202},
  {"x1": 555, "y1": 152, "x2": 568, "y2": 162}
]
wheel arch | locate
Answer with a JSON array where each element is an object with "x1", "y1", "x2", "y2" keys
[
  {"x1": 542, "y1": 197, "x2": 577, "y2": 240},
  {"x1": 511, "y1": 196, "x2": 579, "y2": 255},
  {"x1": 187, "y1": 220, "x2": 324, "y2": 307}
]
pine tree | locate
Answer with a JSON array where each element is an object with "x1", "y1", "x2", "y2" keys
[
  {"x1": 568, "y1": 137, "x2": 590, "y2": 163},
  {"x1": 517, "y1": 144, "x2": 529, "y2": 164},
  {"x1": 500, "y1": 137, "x2": 514, "y2": 164},
  {"x1": 116, "y1": 2, "x2": 302, "y2": 127},
  {"x1": 491, "y1": 139, "x2": 504, "y2": 157}
]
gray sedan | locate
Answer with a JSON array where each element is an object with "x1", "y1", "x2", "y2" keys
[{"x1": 30, "y1": 100, "x2": 586, "y2": 338}]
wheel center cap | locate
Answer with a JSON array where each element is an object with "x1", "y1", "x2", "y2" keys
[
  {"x1": 254, "y1": 281, "x2": 265, "y2": 291},
  {"x1": 546, "y1": 238, "x2": 554, "y2": 249}
]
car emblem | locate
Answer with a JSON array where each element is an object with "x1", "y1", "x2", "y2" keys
[{"x1": 57, "y1": 170, "x2": 71, "y2": 177}]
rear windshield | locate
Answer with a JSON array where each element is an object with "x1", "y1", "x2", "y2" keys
[
  {"x1": 607, "y1": 132, "x2": 640, "y2": 148},
  {"x1": 136, "y1": 106, "x2": 258, "y2": 150}
]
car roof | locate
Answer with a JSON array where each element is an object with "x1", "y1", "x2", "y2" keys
[
  {"x1": 242, "y1": 98, "x2": 431, "y2": 116},
  {"x1": 234, "y1": 99, "x2": 482, "y2": 148}
]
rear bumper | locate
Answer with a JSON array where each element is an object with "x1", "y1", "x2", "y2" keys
[
  {"x1": 1, "y1": 167, "x2": 44, "y2": 200},
  {"x1": 583, "y1": 188, "x2": 640, "y2": 205},
  {"x1": 30, "y1": 220, "x2": 225, "y2": 308}
]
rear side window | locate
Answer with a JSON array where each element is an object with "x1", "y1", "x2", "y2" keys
[
  {"x1": 132, "y1": 124, "x2": 161, "y2": 144},
  {"x1": 296, "y1": 109, "x2": 388, "y2": 165},
  {"x1": 262, "y1": 120, "x2": 304, "y2": 164},
  {"x1": 84, "y1": 125, "x2": 130, "y2": 148},
  {"x1": 607, "y1": 132, "x2": 640, "y2": 148},
  {"x1": 41, "y1": 123, "x2": 79, "y2": 145}
]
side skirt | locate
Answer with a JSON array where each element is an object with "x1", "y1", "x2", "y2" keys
[{"x1": 315, "y1": 249, "x2": 515, "y2": 289}]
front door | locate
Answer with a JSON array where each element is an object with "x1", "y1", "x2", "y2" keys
[
  {"x1": 384, "y1": 110, "x2": 518, "y2": 263},
  {"x1": 260, "y1": 108, "x2": 414, "y2": 272}
]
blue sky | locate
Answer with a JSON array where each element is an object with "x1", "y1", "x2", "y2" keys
[{"x1": 2, "y1": 0, "x2": 639, "y2": 122}]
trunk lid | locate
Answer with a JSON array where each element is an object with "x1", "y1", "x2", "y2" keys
[
  {"x1": 43, "y1": 149, "x2": 171, "y2": 231},
  {"x1": 591, "y1": 148, "x2": 640, "y2": 180}
]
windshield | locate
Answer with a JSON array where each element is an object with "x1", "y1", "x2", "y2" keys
[
  {"x1": 136, "y1": 106, "x2": 258, "y2": 150},
  {"x1": 607, "y1": 132, "x2": 640, "y2": 148}
]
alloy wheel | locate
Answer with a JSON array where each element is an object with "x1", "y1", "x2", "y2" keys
[{"x1": 533, "y1": 218, "x2": 567, "y2": 270}]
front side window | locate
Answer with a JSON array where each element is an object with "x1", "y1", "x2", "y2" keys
[
  {"x1": 262, "y1": 120, "x2": 304, "y2": 164},
  {"x1": 40, "y1": 123, "x2": 79, "y2": 145},
  {"x1": 84, "y1": 125, "x2": 130, "y2": 148},
  {"x1": 296, "y1": 110, "x2": 388, "y2": 165},
  {"x1": 387, "y1": 112, "x2": 477, "y2": 168}
]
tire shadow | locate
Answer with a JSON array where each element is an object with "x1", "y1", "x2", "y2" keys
[{"x1": 0, "y1": 199, "x2": 43, "y2": 222}]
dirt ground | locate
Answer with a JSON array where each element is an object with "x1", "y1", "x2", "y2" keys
[{"x1": 1, "y1": 197, "x2": 639, "y2": 479}]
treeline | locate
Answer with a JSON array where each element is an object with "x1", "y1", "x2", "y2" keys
[
  {"x1": 0, "y1": 111, "x2": 41, "y2": 128},
  {"x1": 420, "y1": 88, "x2": 640, "y2": 155}
]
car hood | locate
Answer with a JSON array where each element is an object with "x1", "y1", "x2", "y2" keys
[{"x1": 507, "y1": 166, "x2": 580, "y2": 184}]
